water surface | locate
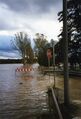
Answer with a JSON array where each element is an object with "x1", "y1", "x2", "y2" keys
[{"x1": 0, "y1": 64, "x2": 81, "y2": 119}]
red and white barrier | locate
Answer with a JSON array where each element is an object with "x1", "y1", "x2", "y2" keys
[{"x1": 15, "y1": 67, "x2": 34, "y2": 72}]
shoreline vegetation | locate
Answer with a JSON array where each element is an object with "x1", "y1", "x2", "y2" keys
[{"x1": 0, "y1": 59, "x2": 22, "y2": 64}]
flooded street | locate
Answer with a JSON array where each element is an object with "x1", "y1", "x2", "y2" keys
[
  {"x1": 0, "y1": 64, "x2": 50, "y2": 119},
  {"x1": 0, "y1": 64, "x2": 81, "y2": 119}
]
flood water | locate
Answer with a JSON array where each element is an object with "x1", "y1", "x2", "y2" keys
[{"x1": 0, "y1": 64, "x2": 81, "y2": 119}]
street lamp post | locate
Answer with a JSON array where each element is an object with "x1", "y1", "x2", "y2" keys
[{"x1": 63, "y1": 0, "x2": 69, "y2": 105}]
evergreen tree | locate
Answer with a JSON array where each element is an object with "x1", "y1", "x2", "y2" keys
[{"x1": 57, "y1": 0, "x2": 81, "y2": 69}]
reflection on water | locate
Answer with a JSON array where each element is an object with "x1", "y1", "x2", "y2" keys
[{"x1": 0, "y1": 64, "x2": 81, "y2": 119}]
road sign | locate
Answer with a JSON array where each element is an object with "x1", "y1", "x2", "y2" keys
[{"x1": 47, "y1": 49, "x2": 52, "y2": 59}]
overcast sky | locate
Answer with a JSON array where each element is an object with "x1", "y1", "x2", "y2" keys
[{"x1": 0, "y1": 0, "x2": 62, "y2": 58}]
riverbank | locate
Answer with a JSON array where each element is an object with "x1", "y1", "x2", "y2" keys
[
  {"x1": 47, "y1": 87, "x2": 81, "y2": 119},
  {"x1": 41, "y1": 67, "x2": 81, "y2": 77}
]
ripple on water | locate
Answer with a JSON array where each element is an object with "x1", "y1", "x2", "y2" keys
[{"x1": 0, "y1": 64, "x2": 50, "y2": 119}]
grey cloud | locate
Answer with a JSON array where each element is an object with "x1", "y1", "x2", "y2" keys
[
  {"x1": 0, "y1": 20, "x2": 34, "y2": 31},
  {"x1": 0, "y1": 21, "x2": 15, "y2": 30},
  {"x1": 0, "y1": 0, "x2": 62, "y2": 36},
  {"x1": 0, "y1": 0, "x2": 62, "y2": 14}
]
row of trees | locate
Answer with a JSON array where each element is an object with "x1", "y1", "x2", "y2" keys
[{"x1": 13, "y1": 32, "x2": 52, "y2": 66}]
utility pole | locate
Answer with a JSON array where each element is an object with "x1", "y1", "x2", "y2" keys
[{"x1": 63, "y1": 0, "x2": 70, "y2": 105}]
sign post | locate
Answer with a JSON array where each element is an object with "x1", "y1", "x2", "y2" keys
[
  {"x1": 52, "y1": 41, "x2": 56, "y2": 88},
  {"x1": 47, "y1": 49, "x2": 52, "y2": 66},
  {"x1": 47, "y1": 48, "x2": 52, "y2": 85}
]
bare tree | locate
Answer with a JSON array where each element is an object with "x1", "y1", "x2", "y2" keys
[{"x1": 13, "y1": 32, "x2": 33, "y2": 65}]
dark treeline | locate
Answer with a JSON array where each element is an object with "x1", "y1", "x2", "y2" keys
[
  {"x1": 0, "y1": 59, "x2": 22, "y2": 64},
  {"x1": 55, "y1": 0, "x2": 81, "y2": 70}
]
